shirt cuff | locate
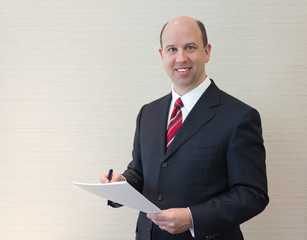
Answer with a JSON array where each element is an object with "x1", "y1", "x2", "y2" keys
[{"x1": 187, "y1": 207, "x2": 195, "y2": 238}]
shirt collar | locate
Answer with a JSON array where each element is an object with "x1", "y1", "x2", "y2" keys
[{"x1": 171, "y1": 76, "x2": 211, "y2": 113}]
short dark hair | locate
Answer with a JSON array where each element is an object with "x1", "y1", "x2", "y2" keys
[{"x1": 160, "y1": 19, "x2": 208, "y2": 49}]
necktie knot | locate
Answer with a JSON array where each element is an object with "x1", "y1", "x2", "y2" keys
[
  {"x1": 170, "y1": 98, "x2": 183, "y2": 119},
  {"x1": 174, "y1": 98, "x2": 183, "y2": 109}
]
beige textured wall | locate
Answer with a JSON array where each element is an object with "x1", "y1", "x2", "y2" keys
[{"x1": 0, "y1": 0, "x2": 306, "y2": 239}]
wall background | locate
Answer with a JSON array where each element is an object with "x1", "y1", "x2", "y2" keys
[{"x1": 0, "y1": 0, "x2": 306, "y2": 239}]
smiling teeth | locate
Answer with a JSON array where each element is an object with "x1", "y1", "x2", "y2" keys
[{"x1": 177, "y1": 68, "x2": 189, "y2": 72}]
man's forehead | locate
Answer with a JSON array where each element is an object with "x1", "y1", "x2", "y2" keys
[{"x1": 162, "y1": 25, "x2": 202, "y2": 46}]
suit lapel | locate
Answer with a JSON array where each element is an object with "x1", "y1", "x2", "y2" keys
[
  {"x1": 154, "y1": 94, "x2": 172, "y2": 157},
  {"x1": 164, "y1": 81, "x2": 221, "y2": 160}
]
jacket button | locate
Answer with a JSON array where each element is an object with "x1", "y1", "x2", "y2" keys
[
  {"x1": 147, "y1": 228, "x2": 151, "y2": 234},
  {"x1": 157, "y1": 194, "x2": 163, "y2": 201},
  {"x1": 161, "y1": 162, "x2": 168, "y2": 168}
]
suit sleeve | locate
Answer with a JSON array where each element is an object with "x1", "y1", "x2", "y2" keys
[{"x1": 189, "y1": 108, "x2": 269, "y2": 239}]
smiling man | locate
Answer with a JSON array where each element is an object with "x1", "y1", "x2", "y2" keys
[
  {"x1": 159, "y1": 17, "x2": 211, "y2": 96},
  {"x1": 101, "y1": 16, "x2": 269, "y2": 240}
]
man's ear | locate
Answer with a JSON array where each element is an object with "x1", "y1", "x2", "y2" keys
[
  {"x1": 204, "y1": 44, "x2": 212, "y2": 63},
  {"x1": 159, "y1": 48, "x2": 163, "y2": 60}
]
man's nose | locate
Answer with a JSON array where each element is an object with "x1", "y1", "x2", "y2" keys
[{"x1": 176, "y1": 50, "x2": 188, "y2": 63}]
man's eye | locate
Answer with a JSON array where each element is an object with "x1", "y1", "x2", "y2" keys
[
  {"x1": 186, "y1": 46, "x2": 195, "y2": 51},
  {"x1": 168, "y1": 48, "x2": 176, "y2": 52}
]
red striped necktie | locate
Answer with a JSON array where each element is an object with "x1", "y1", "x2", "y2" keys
[{"x1": 166, "y1": 98, "x2": 184, "y2": 151}]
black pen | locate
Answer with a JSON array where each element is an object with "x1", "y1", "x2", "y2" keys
[
  {"x1": 107, "y1": 168, "x2": 113, "y2": 181},
  {"x1": 106, "y1": 168, "x2": 122, "y2": 208}
]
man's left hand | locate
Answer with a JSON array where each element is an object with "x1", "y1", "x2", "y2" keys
[{"x1": 147, "y1": 208, "x2": 193, "y2": 234}]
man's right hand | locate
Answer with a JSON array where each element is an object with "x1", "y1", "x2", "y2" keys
[{"x1": 100, "y1": 172, "x2": 125, "y2": 183}]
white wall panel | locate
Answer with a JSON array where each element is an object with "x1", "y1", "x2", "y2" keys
[{"x1": 0, "y1": 0, "x2": 306, "y2": 239}]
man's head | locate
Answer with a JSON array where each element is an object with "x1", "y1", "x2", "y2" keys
[{"x1": 159, "y1": 16, "x2": 211, "y2": 95}]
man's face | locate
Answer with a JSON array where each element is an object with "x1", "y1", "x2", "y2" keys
[{"x1": 159, "y1": 18, "x2": 211, "y2": 95}]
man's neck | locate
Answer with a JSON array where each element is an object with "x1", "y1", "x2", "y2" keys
[{"x1": 173, "y1": 75, "x2": 207, "y2": 96}]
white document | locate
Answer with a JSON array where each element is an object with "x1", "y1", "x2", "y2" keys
[{"x1": 73, "y1": 181, "x2": 162, "y2": 214}]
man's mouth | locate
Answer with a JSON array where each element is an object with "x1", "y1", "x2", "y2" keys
[{"x1": 175, "y1": 67, "x2": 191, "y2": 73}]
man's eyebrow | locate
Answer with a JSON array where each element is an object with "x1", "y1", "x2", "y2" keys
[
  {"x1": 164, "y1": 44, "x2": 176, "y2": 49},
  {"x1": 165, "y1": 43, "x2": 198, "y2": 47},
  {"x1": 164, "y1": 42, "x2": 199, "y2": 49},
  {"x1": 185, "y1": 42, "x2": 198, "y2": 47}
]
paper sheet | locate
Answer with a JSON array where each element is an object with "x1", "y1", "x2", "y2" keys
[{"x1": 73, "y1": 181, "x2": 162, "y2": 213}]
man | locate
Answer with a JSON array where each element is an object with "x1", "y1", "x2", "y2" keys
[{"x1": 101, "y1": 16, "x2": 269, "y2": 240}]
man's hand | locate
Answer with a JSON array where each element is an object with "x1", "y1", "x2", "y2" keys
[
  {"x1": 100, "y1": 172, "x2": 125, "y2": 183},
  {"x1": 147, "y1": 208, "x2": 193, "y2": 234}
]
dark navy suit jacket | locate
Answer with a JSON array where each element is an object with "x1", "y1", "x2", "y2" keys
[{"x1": 122, "y1": 80, "x2": 269, "y2": 240}]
